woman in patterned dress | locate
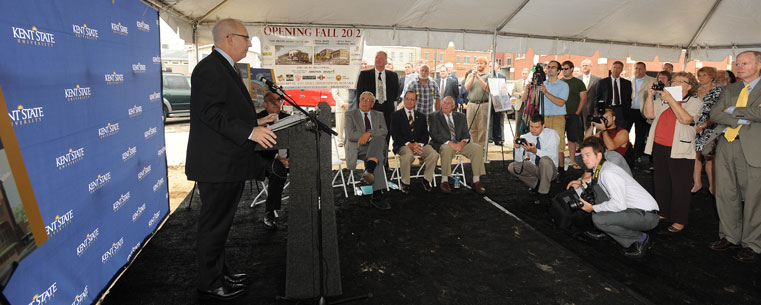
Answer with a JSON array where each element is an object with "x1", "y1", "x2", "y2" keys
[{"x1": 693, "y1": 67, "x2": 722, "y2": 195}]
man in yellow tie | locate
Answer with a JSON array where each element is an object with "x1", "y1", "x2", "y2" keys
[{"x1": 707, "y1": 50, "x2": 761, "y2": 263}]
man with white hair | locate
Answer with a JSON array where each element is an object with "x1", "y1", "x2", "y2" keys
[
  {"x1": 186, "y1": 18, "x2": 277, "y2": 301},
  {"x1": 576, "y1": 59, "x2": 601, "y2": 137},
  {"x1": 407, "y1": 64, "x2": 440, "y2": 115}
]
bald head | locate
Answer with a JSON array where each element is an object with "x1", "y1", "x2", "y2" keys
[{"x1": 212, "y1": 19, "x2": 251, "y2": 62}]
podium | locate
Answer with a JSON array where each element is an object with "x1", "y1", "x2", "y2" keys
[{"x1": 255, "y1": 102, "x2": 342, "y2": 298}]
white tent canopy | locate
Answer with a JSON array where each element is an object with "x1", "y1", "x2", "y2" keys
[{"x1": 150, "y1": 0, "x2": 761, "y2": 62}]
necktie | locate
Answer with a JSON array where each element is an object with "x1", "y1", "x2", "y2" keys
[
  {"x1": 724, "y1": 84, "x2": 751, "y2": 142},
  {"x1": 534, "y1": 137, "x2": 541, "y2": 165},
  {"x1": 377, "y1": 72, "x2": 385, "y2": 103},
  {"x1": 408, "y1": 111, "x2": 415, "y2": 133},
  {"x1": 440, "y1": 79, "x2": 446, "y2": 98},
  {"x1": 446, "y1": 114, "x2": 456, "y2": 141},
  {"x1": 364, "y1": 112, "x2": 371, "y2": 132},
  {"x1": 613, "y1": 78, "x2": 620, "y2": 106},
  {"x1": 583, "y1": 74, "x2": 589, "y2": 88}
]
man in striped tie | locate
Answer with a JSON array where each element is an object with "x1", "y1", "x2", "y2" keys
[
  {"x1": 706, "y1": 50, "x2": 761, "y2": 263},
  {"x1": 428, "y1": 96, "x2": 486, "y2": 194},
  {"x1": 390, "y1": 90, "x2": 439, "y2": 194}
]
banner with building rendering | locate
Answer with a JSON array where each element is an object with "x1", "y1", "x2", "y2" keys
[
  {"x1": 255, "y1": 26, "x2": 364, "y2": 89},
  {"x1": 0, "y1": 1, "x2": 168, "y2": 304}
]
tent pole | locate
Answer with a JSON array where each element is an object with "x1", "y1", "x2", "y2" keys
[{"x1": 193, "y1": 22, "x2": 199, "y2": 66}]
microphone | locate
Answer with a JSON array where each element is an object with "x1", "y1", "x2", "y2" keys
[{"x1": 258, "y1": 75, "x2": 277, "y2": 87}]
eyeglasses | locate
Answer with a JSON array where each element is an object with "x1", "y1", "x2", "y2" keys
[
  {"x1": 230, "y1": 33, "x2": 250, "y2": 41},
  {"x1": 560, "y1": 67, "x2": 570, "y2": 71}
]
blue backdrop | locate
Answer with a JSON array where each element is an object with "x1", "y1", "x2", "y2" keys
[{"x1": 0, "y1": 1, "x2": 168, "y2": 304}]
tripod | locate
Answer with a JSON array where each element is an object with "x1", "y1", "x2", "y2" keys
[{"x1": 261, "y1": 79, "x2": 370, "y2": 305}]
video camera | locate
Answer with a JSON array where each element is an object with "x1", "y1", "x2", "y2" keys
[{"x1": 531, "y1": 63, "x2": 546, "y2": 85}]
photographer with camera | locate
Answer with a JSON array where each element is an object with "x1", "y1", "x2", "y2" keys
[
  {"x1": 508, "y1": 114, "x2": 560, "y2": 205},
  {"x1": 643, "y1": 71, "x2": 702, "y2": 233},
  {"x1": 569, "y1": 136, "x2": 659, "y2": 258},
  {"x1": 591, "y1": 108, "x2": 631, "y2": 159}
]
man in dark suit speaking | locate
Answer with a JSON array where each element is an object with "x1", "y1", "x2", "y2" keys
[
  {"x1": 428, "y1": 96, "x2": 486, "y2": 194},
  {"x1": 185, "y1": 18, "x2": 277, "y2": 301},
  {"x1": 596, "y1": 61, "x2": 632, "y2": 129}
]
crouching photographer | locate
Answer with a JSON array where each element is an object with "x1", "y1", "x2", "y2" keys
[{"x1": 566, "y1": 136, "x2": 660, "y2": 258}]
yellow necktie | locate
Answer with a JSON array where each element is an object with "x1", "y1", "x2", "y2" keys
[{"x1": 724, "y1": 84, "x2": 750, "y2": 142}]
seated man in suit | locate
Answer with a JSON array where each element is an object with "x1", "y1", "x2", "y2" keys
[
  {"x1": 391, "y1": 90, "x2": 440, "y2": 194},
  {"x1": 508, "y1": 114, "x2": 560, "y2": 205},
  {"x1": 429, "y1": 96, "x2": 487, "y2": 194},
  {"x1": 255, "y1": 92, "x2": 290, "y2": 230},
  {"x1": 344, "y1": 91, "x2": 390, "y2": 210}
]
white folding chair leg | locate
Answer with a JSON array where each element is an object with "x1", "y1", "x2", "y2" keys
[
  {"x1": 332, "y1": 168, "x2": 348, "y2": 198},
  {"x1": 452, "y1": 154, "x2": 467, "y2": 185},
  {"x1": 250, "y1": 180, "x2": 268, "y2": 208}
]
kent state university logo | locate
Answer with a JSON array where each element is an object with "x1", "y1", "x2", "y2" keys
[
  {"x1": 88, "y1": 172, "x2": 111, "y2": 193},
  {"x1": 152, "y1": 177, "x2": 164, "y2": 192},
  {"x1": 132, "y1": 61, "x2": 146, "y2": 73},
  {"x1": 110, "y1": 22, "x2": 128, "y2": 35},
  {"x1": 101, "y1": 237, "x2": 124, "y2": 264},
  {"x1": 72, "y1": 285, "x2": 89, "y2": 305},
  {"x1": 11, "y1": 25, "x2": 55, "y2": 47},
  {"x1": 122, "y1": 146, "x2": 137, "y2": 162},
  {"x1": 8, "y1": 104, "x2": 44, "y2": 126},
  {"x1": 136, "y1": 20, "x2": 150, "y2": 32},
  {"x1": 105, "y1": 72, "x2": 124, "y2": 85},
  {"x1": 55, "y1": 147, "x2": 85, "y2": 170},
  {"x1": 65, "y1": 84, "x2": 92, "y2": 102},
  {"x1": 157, "y1": 145, "x2": 166, "y2": 157},
  {"x1": 132, "y1": 203, "x2": 146, "y2": 222},
  {"x1": 72, "y1": 23, "x2": 98, "y2": 40},
  {"x1": 137, "y1": 165, "x2": 151, "y2": 181},
  {"x1": 98, "y1": 122, "x2": 119, "y2": 138},
  {"x1": 45, "y1": 209, "x2": 74, "y2": 237},
  {"x1": 128, "y1": 104, "x2": 143, "y2": 117},
  {"x1": 152, "y1": 55, "x2": 161, "y2": 64},
  {"x1": 28, "y1": 282, "x2": 58, "y2": 305},
  {"x1": 76, "y1": 227, "x2": 99, "y2": 257},
  {"x1": 148, "y1": 210, "x2": 160, "y2": 228},
  {"x1": 113, "y1": 192, "x2": 130, "y2": 212},
  {"x1": 149, "y1": 91, "x2": 161, "y2": 102},
  {"x1": 144, "y1": 126, "x2": 157, "y2": 139},
  {"x1": 128, "y1": 241, "x2": 142, "y2": 261}
]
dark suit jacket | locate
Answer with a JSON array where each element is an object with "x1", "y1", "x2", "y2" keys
[
  {"x1": 428, "y1": 111, "x2": 469, "y2": 151},
  {"x1": 435, "y1": 77, "x2": 460, "y2": 100},
  {"x1": 390, "y1": 108, "x2": 430, "y2": 154},
  {"x1": 596, "y1": 76, "x2": 633, "y2": 118},
  {"x1": 186, "y1": 50, "x2": 264, "y2": 182},
  {"x1": 708, "y1": 80, "x2": 761, "y2": 166},
  {"x1": 256, "y1": 110, "x2": 289, "y2": 160},
  {"x1": 356, "y1": 69, "x2": 400, "y2": 126}
]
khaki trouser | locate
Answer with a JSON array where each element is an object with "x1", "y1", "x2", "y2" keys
[
  {"x1": 439, "y1": 143, "x2": 485, "y2": 178},
  {"x1": 398, "y1": 145, "x2": 439, "y2": 184},
  {"x1": 507, "y1": 156, "x2": 557, "y2": 194},
  {"x1": 466, "y1": 102, "x2": 489, "y2": 149}
]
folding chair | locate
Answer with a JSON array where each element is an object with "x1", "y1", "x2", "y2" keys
[
  {"x1": 332, "y1": 135, "x2": 348, "y2": 198},
  {"x1": 390, "y1": 154, "x2": 437, "y2": 187}
]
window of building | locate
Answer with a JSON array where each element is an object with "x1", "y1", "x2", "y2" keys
[
  {"x1": 496, "y1": 59, "x2": 502, "y2": 66},
  {"x1": 456, "y1": 55, "x2": 460, "y2": 64},
  {"x1": 473, "y1": 56, "x2": 477, "y2": 63},
  {"x1": 506, "y1": 58, "x2": 512, "y2": 66},
  {"x1": 424, "y1": 53, "x2": 429, "y2": 60},
  {"x1": 464, "y1": 56, "x2": 470, "y2": 64},
  {"x1": 440, "y1": 53, "x2": 444, "y2": 62},
  {"x1": 516, "y1": 53, "x2": 525, "y2": 60}
]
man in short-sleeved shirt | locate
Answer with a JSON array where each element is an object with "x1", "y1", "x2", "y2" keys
[
  {"x1": 561, "y1": 61, "x2": 587, "y2": 169},
  {"x1": 524, "y1": 60, "x2": 569, "y2": 176}
]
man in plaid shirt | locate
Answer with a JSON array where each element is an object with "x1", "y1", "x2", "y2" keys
[{"x1": 406, "y1": 64, "x2": 440, "y2": 115}]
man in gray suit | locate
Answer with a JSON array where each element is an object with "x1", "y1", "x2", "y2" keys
[
  {"x1": 576, "y1": 59, "x2": 601, "y2": 137},
  {"x1": 429, "y1": 96, "x2": 487, "y2": 194},
  {"x1": 706, "y1": 50, "x2": 761, "y2": 263},
  {"x1": 345, "y1": 91, "x2": 390, "y2": 210}
]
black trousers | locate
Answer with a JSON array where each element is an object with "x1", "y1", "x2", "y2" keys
[
  {"x1": 490, "y1": 106, "x2": 504, "y2": 142},
  {"x1": 265, "y1": 158, "x2": 288, "y2": 212},
  {"x1": 652, "y1": 143, "x2": 694, "y2": 225},
  {"x1": 626, "y1": 108, "x2": 651, "y2": 159},
  {"x1": 196, "y1": 180, "x2": 246, "y2": 290}
]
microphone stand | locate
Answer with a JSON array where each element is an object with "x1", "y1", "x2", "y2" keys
[{"x1": 262, "y1": 81, "x2": 369, "y2": 305}]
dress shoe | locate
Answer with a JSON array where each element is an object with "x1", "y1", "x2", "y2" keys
[
  {"x1": 624, "y1": 234, "x2": 653, "y2": 258},
  {"x1": 708, "y1": 238, "x2": 738, "y2": 251},
  {"x1": 422, "y1": 179, "x2": 433, "y2": 192},
  {"x1": 584, "y1": 229, "x2": 608, "y2": 240},
  {"x1": 224, "y1": 273, "x2": 248, "y2": 285},
  {"x1": 440, "y1": 181, "x2": 451, "y2": 193},
  {"x1": 198, "y1": 282, "x2": 247, "y2": 300},
  {"x1": 494, "y1": 141, "x2": 504, "y2": 146},
  {"x1": 533, "y1": 193, "x2": 550, "y2": 206},
  {"x1": 369, "y1": 192, "x2": 391, "y2": 210},
  {"x1": 361, "y1": 170, "x2": 375, "y2": 184},
  {"x1": 263, "y1": 211, "x2": 277, "y2": 230},
  {"x1": 734, "y1": 247, "x2": 759, "y2": 263},
  {"x1": 400, "y1": 182, "x2": 411, "y2": 194},
  {"x1": 471, "y1": 181, "x2": 486, "y2": 194}
]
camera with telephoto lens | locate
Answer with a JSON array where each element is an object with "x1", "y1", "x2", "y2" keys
[
  {"x1": 554, "y1": 187, "x2": 597, "y2": 211},
  {"x1": 651, "y1": 81, "x2": 665, "y2": 91},
  {"x1": 587, "y1": 100, "x2": 607, "y2": 126},
  {"x1": 515, "y1": 137, "x2": 528, "y2": 146}
]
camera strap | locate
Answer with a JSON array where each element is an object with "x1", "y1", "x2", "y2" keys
[{"x1": 590, "y1": 159, "x2": 605, "y2": 185}]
